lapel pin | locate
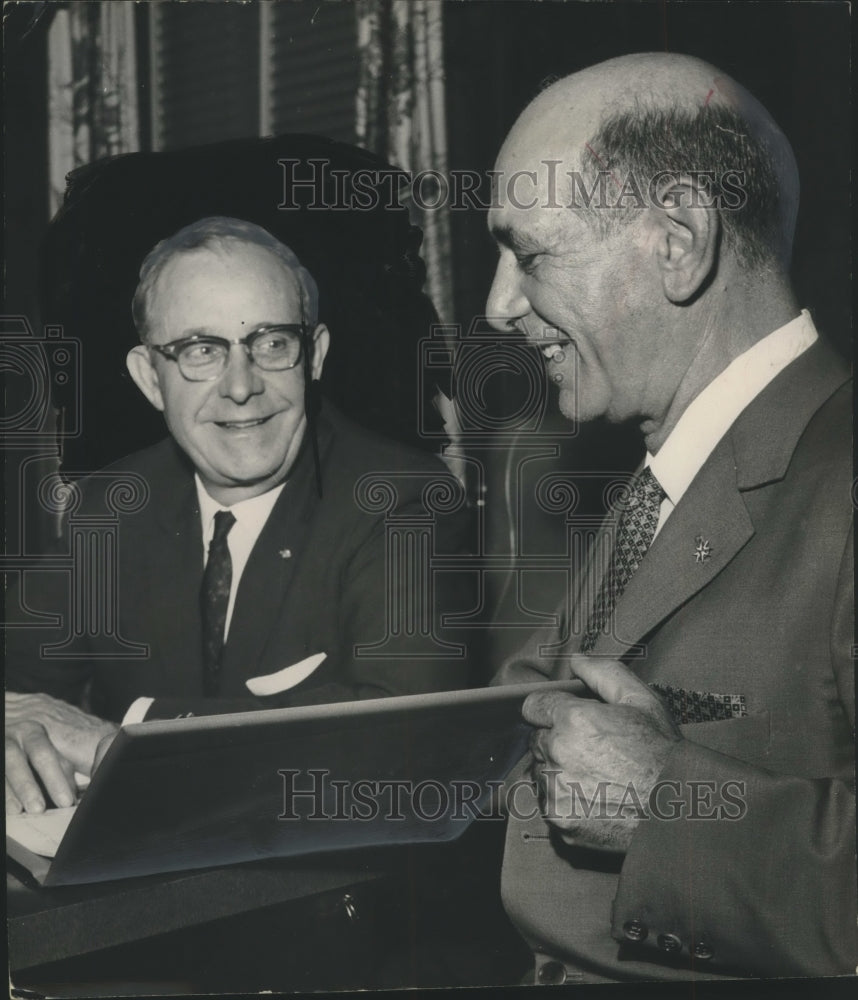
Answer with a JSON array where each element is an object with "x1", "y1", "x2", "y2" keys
[
  {"x1": 278, "y1": 548, "x2": 292, "y2": 560},
  {"x1": 694, "y1": 535, "x2": 712, "y2": 564}
]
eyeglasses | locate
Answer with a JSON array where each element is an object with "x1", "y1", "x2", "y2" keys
[{"x1": 149, "y1": 324, "x2": 308, "y2": 382}]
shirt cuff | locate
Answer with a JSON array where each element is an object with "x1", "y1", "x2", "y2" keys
[{"x1": 122, "y1": 696, "x2": 154, "y2": 725}]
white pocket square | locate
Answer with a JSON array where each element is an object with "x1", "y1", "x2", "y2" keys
[{"x1": 245, "y1": 652, "x2": 327, "y2": 697}]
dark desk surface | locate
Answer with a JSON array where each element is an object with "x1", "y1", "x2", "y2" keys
[
  {"x1": 7, "y1": 823, "x2": 530, "y2": 993},
  {"x1": 8, "y1": 855, "x2": 387, "y2": 971}
]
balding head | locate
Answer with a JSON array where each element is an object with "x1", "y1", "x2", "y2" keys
[
  {"x1": 498, "y1": 53, "x2": 798, "y2": 268},
  {"x1": 486, "y1": 54, "x2": 802, "y2": 448},
  {"x1": 132, "y1": 217, "x2": 320, "y2": 343}
]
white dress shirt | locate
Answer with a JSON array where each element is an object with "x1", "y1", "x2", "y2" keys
[
  {"x1": 647, "y1": 309, "x2": 818, "y2": 537},
  {"x1": 122, "y1": 478, "x2": 286, "y2": 724}
]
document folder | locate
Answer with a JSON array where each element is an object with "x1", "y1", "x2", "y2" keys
[{"x1": 7, "y1": 680, "x2": 581, "y2": 886}]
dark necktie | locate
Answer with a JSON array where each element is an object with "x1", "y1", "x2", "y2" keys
[
  {"x1": 201, "y1": 509, "x2": 236, "y2": 696},
  {"x1": 580, "y1": 466, "x2": 664, "y2": 653}
]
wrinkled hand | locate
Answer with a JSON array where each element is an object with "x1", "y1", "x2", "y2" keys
[
  {"x1": 523, "y1": 656, "x2": 681, "y2": 853},
  {"x1": 5, "y1": 692, "x2": 118, "y2": 814}
]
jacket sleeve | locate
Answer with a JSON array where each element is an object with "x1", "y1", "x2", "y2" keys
[
  {"x1": 611, "y1": 530, "x2": 857, "y2": 977},
  {"x1": 490, "y1": 625, "x2": 565, "y2": 687},
  {"x1": 490, "y1": 599, "x2": 577, "y2": 687}
]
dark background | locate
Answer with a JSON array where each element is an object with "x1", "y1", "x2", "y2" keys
[
  {"x1": 444, "y1": 0, "x2": 851, "y2": 354},
  {"x1": 5, "y1": 1, "x2": 851, "y2": 355}
]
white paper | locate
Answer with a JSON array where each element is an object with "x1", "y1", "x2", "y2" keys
[{"x1": 6, "y1": 806, "x2": 77, "y2": 859}]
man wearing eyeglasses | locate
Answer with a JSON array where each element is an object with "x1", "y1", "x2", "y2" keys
[{"x1": 6, "y1": 217, "x2": 471, "y2": 815}]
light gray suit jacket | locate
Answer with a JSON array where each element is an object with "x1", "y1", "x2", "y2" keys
[{"x1": 494, "y1": 341, "x2": 855, "y2": 981}]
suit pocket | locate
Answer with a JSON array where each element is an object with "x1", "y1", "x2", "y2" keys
[{"x1": 681, "y1": 711, "x2": 772, "y2": 764}]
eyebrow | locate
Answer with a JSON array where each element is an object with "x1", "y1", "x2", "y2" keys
[
  {"x1": 176, "y1": 322, "x2": 290, "y2": 340},
  {"x1": 178, "y1": 327, "x2": 218, "y2": 339},
  {"x1": 489, "y1": 223, "x2": 540, "y2": 253}
]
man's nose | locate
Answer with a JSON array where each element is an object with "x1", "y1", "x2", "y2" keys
[
  {"x1": 217, "y1": 345, "x2": 265, "y2": 402},
  {"x1": 485, "y1": 253, "x2": 530, "y2": 332}
]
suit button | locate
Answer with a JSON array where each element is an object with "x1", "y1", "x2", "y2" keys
[
  {"x1": 536, "y1": 960, "x2": 567, "y2": 985},
  {"x1": 658, "y1": 933, "x2": 683, "y2": 953},
  {"x1": 692, "y1": 940, "x2": 714, "y2": 960},
  {"x1": 622, "y1": 918, "x2": 648, "y2": 942}
]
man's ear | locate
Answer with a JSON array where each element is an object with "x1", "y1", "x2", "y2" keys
[
  {"x1": 309, "y1": 323, "x2": 330, "y2": 381},
  {"x1": 650, "y1": 175, "x2": 719, "y2": 303},
  {"x1": 126, "y1": 345, "x2": 165, "y2": 412}
]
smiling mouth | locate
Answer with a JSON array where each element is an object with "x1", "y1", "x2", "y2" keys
[
  {"x1": 214, "y1": 416, "x2": 274, "y2": 430},
  {"x1": 535, "y1": 335, "x2": 573, "y2": 362}
]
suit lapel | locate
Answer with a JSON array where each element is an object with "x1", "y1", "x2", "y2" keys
[
  {"x1": 223, "y1": 417, "x2": 334, "y2": 679},
  {"x1": 593, "y1": 440, "x2": 753, "y2": 658},
  {"x1": 589, "y1": 339, "x2": 850, "y2": 660},
  {"x1": 148, "y1": 450, "x2": 205, "y2": 688}
]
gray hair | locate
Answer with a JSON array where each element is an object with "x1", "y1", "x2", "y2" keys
[
  {"x1": 579, "y1": 102, "x2": 798, "y2": 270},
  {"x1": 132, "y1": 216, "x2": 319, "y2": 341}
]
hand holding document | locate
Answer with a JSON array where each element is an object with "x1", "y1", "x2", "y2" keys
[{"x1": 5, "y1": 692, "x2": 118, "y2": 815}]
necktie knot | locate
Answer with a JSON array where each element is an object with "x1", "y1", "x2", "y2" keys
[
  {"x1": 210, "y1": 509, "x2": 236, "y2": 548},
  {"x1": 625, "y1": 466, "x2": 664, "y2": 510}
]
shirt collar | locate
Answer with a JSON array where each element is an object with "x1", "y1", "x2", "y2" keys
[
  {"x1": 195, "y1": 475, "x2": 286, "y2": 532},
  {"x1": 647, "y1": 310, "x2": 818, "y2": 507}
]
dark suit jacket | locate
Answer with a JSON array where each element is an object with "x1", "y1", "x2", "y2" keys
[
  {"x1": 7, "y1": 406, "x2": 475, "y2": 721},
  {"x1": 493, "y1": 341, "x2": 856, "y2": 980}
]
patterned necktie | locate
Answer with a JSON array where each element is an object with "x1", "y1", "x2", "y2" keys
[
  {"x1": 201, "y1": 509, "x2": 236, "y2": 696},
  {"x1": 580, "y1": 466, "x2": 664, "y2": 653}
]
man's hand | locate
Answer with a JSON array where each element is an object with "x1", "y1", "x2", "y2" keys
[
  {"x1": 5, "y1": 692, "x2": 118, "y2": 815},
  {"x1": 523, "y1": 656, "x2": 681, "y2": 853}
]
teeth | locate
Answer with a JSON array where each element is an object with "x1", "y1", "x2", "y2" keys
[{"x1": 219, "y1": 418, "x2": 267, "y2": 428}]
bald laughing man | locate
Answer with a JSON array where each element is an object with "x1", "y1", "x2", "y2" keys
[{"x1": 488, "y1": 54, "x2": 855, "y2": 981}]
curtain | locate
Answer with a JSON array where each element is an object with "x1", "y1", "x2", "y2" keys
[
  {"x1": 48, "y1": 1, "x2": 139, "y2": 215},
  {"x1": 355, "y1": 0, "x2": 454, "y2": 324}
]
